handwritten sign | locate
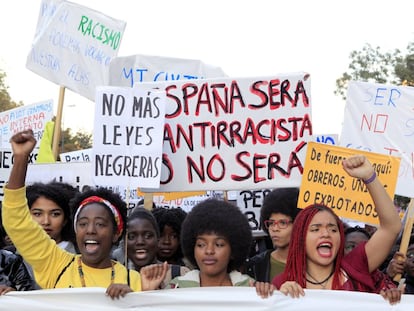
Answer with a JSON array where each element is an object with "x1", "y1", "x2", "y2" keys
[
  {"x1": 109, "y1": 54, "x2": 226, "y2": 87},
  {"x1": 0, "y1": 149, "x2": 39, "y2": 198},
  {"x1": 0, "y1": 100, "x2": 54, "y2": 148},
  {"x1": 298, "y1": 142, "x2": 400, "y2": 225},
  {"x1": 26, "y1": 0, "x2": 126, "y2": 101},
  {"x1": 236, "y1": 189, "x2": 272, "y2": 233},
  {"x1": 313, "y1": 134, "x2": 338, "y2": 145},
  {"x1": 139, "y1": 72, "x2": 312, "y2": 192},
  {"x1": 340, "y1": 81, "x2": 414, "y2": 197},
  {"x1": 59, "y1": 148, "x2": 91, "y2": 162},
  {"x1": 92, "y1": 86, "x2": 166, "y2": 188}
]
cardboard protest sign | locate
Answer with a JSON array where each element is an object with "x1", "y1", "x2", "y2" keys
[
  {"x1": 26, "y1": 0, "x2": 126, "y2": 101},
  {"x1": 0, "y1": 100, "x2": 54, "y2": 148},
  {"x1": 93, "y1": 86, "x2": 166, "y2": 188},
  {"x1": 109, "y1": 54, "x2": 226, "y2": 87},
  {"x1": 340, "y1": 80, "x2": 414, "y2": 197},
  {"x1": 138, "y1": 72, "x2": 312, "y2": 192},
  {"x1": 298, "y1": 142, "x2": 400, "y2": 225}
]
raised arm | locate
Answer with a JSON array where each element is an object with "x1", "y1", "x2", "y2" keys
[
  {"x1": 342, "y1": 155, "x2": 402, "y2": 272},
  {"x1": 6, "y1": 130, "x2": 37, "y2": 189}
]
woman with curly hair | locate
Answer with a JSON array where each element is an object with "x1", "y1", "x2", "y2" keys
[
  {"x1": 26, "y1": 181, "x2": 79, "y2": 253},
  {"x1": 141, "y1": 198, "x2": 254, "y2": 288}
]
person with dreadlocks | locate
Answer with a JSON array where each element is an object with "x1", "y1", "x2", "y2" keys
[
  {"x1": 255, "y1": 154, "x2": 402, "y2": 305},
  {"x1": 2, "y1": 130, "x2": 164, "y2": 299}
]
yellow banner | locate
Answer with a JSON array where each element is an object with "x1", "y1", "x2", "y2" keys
[{"x1": 298, "y1": 142, "x2": 400, "y2": 225}]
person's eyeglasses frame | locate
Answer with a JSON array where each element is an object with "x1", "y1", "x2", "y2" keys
[{"x1": 264, "y1": 219, "x2": 292, "y2": 230}]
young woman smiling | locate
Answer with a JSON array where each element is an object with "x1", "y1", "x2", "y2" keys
[{"x1": 2, "y1": 130, "x2": 163, "y2": 299}]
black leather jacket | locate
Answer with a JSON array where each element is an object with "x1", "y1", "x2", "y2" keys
[
  {"x1": 244, "y1": 250, "x2": 272, "y2": 282},
  {"x1": 0, "y1": 249, "x2": 36, "y2": 290}
]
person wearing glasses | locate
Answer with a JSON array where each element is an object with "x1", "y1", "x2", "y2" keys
[
  {"x1": 254, "y1": 155, "x2": 403, "y2": 305},
  {"x1": 244, "y1": 188, "x2": 300, "y2": 282}
]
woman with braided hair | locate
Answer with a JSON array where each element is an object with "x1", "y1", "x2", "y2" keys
[{"x1": 255, "y1": 154, "x2": 403, "y2": 305}]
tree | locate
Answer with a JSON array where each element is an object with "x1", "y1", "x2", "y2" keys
[
  {"x1": 59, "y1": 127, "x2": 93, "y2": 153},
  {"x1": 335, "y1": 41, "x2": 414, "y2": 100},
  {"x1": 0, "y1": 69, "x2": 23, "y2": 112}
]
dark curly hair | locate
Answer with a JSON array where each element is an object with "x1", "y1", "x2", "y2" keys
[
  {"x1": 181, "y1": 198, "x2": 252, "y2": 272},
  {"x1": 26, "y1": 181, "x2": 79, "y2": 244},
  {"x1": 152, "y1": 207, "x2": 187, "y2": 261},
  {"x1": 70, "y1": 187, "x2": 127, "y2": 243},
  {"x1": 260, "y1": 188, "x2": 301, "y2": 235}
]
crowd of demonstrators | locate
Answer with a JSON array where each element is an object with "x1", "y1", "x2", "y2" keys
[
  {"x1": 112, "y1": 207, "x2": 189, "y2": 289},
  {"x1": 0, "y1": 129, "x2": 409, "y2": 306},
  {"x1": 152, "y1": 207, "x2": 188, "y2": 267},
  {"x1": 244, "y1": 188, "x2": 300, "y2": 282},
  {"x1": 386, "y1": 235, "x2": 414, "y2": 294},
  {"x1": 141, "y1": 198, "x2": 254, "y2": 288},
  {"x1": 1, "y1": 130, "x2": 164, "y2": 299},
  {"x1": 255, "y1": 155, "x2": 404, "y2": 305}
]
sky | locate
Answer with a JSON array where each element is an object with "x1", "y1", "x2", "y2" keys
[{"x1": 1, "y1": 0, "x2": 413, "y2": 136}]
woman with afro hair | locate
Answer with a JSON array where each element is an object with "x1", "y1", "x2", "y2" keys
[{"x1": 141, "y1": 198, "x2": 255, "y2": 288}]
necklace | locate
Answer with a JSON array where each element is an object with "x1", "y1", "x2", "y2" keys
[
  {"x1": 77, "y1": 257, "x2": 115, "y2": 287},
  {"x1": 306, "y1": 269, "x2": 334, "y2": 288}
]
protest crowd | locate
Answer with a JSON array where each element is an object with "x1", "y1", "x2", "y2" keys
[{"x1": 1, "y1": 1, "x2": 414, "y2": 310}]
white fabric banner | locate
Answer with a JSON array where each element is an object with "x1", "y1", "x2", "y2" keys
[{"x1": 1, "y1": 287, "x2": 413, "y2": 310}]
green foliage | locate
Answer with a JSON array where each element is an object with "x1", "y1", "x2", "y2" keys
[
  {"x1": 59, "y1": 127, "x2": 93, "y2": 153},
  {"x1": 335, "y1": 42, "x2": 414, "y2": 100},
  {"x1": 0, "y1": 69, "x2": 23, "y2": 112}
]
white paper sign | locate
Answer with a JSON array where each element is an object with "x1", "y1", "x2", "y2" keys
[
  {"x1": 340, "y1": 81, "x2": 414, "y2": 197},
  {"x1": 60, "y1": 148, "x2": 91, "y2": 162},
  {"x1": 139, "y1": 72, "x2": 312, "y2": 192},
  {"x1": 93, "y1": 86, "x2": 166, "y2": 188},
  {"x1": 109, "y1": 54, "x2": 226, "y2": 87},
  {"x1": 0, "y1": 100, "x2": 54, "y2": 148},
  {"x1": 26, "y1": 0, "x2": 126, "y2": 101}
]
